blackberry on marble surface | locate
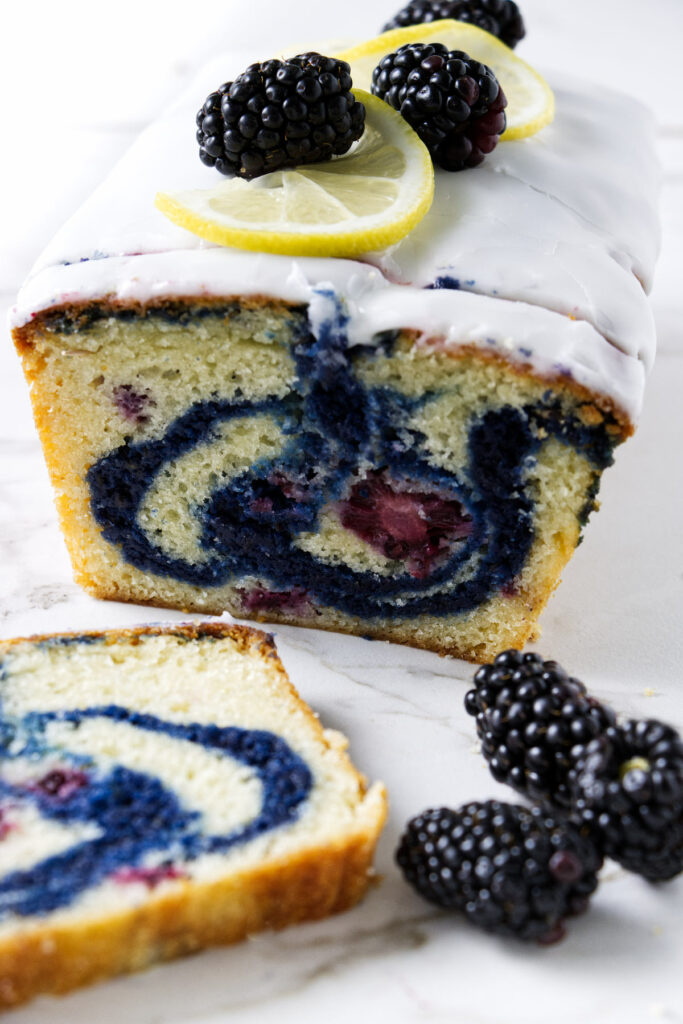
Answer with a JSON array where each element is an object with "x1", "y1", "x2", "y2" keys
[
  {"x1": 464, "y1": 650, "x2": 616, "y2": 808},
  {"x1": 196, "y1": 54, "x2": 365, "y2": 180},
  {"x1": 569, "y1": 718, "x2": 683, "y2": 881},
  {"x1": 371, "y1": 43, "x2": 506, "y2": 170},
  {"x1": 382, "y1": 0, "x2": 526, "y2": 49},
  {"x1": 396, "y1": 801, "x2": 602, "y2": 942}
]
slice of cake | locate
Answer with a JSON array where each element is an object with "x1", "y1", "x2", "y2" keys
[
  {"x1": 0, "y1": 623, "x2": 386, "y2": 1009},
  {"x1": 10, "y1": 46, "x2": 659, "y2": 661}
]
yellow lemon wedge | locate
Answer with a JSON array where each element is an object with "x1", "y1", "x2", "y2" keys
[
  {"x1": 155, "y1": 89, "x2": 434, "y2": 257},
  {"x1": 336, "y1": 20, "x2": 554, "y2": 141}
]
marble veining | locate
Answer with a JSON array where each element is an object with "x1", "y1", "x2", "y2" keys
[{"x1": 0, "y1": 697, "x2": 312, "y2": 918}]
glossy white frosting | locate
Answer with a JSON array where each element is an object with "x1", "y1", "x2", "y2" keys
[{"x1": 11, "y1": 54, "x2": 660, "y2": 421}]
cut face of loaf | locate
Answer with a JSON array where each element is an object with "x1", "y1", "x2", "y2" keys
[
  {"x1": 0, "y1": 622, "x2": 387, "y2": 1010},
  {"x1": 15, "y1": 297, "x2": 629, "y2": 660}
]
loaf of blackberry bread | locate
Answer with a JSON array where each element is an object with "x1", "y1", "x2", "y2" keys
[
  {"x1": 10, "y1": 53, "x2": 659, "y2": 661},
  {"x1": 0, "y1": 622, "x2": 386, "y2": 1009}
]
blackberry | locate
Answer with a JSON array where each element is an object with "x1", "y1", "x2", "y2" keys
[
  {"x1": 196, "y1": 53, "x2": 365, "y2": 180},
  {"x1": 371, "y1": 43, "x2": 506, "y2": 171},
  {"x1": 569, "y1": 719, "x2": 683, "y2": 881},
  {"x1": 381, "y1": 0, "x2": 526, "y2": 49},
  {"x1": 464, "y1": 650, "x2": 616, "y2": 809},
  {"x1": 396, "y1": 801, "x2": 602, "y2": 942}
]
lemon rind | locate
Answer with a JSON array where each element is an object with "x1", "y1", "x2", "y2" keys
[{"x1": 336, "y1": 19, "x2": 555, "y2": 142}]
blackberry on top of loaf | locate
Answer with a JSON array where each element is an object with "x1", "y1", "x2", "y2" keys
[{"x1": 11, "y1": 22, "x2": 659, "y2": 661}]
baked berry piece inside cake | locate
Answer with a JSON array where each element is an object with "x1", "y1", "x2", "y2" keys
[
  {"x1": 11, "y1": 29, "x2": 659, "y2": 660},
  {"x1": 0, "y1": 623, "x2": 386, "y2": 1009}
]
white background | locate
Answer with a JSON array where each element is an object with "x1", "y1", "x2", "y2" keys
[{"x1": 1, "y1": 1, "x2": 683, "y2": 1021}]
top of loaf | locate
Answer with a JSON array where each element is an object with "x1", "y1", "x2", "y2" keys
[{"x1": 10, "y1": 51, "x2": 660, "y2": 421}]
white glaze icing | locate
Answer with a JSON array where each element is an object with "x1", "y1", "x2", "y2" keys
[{"x1": 10, "y1": 53, "x2": 660, "y2": 421}]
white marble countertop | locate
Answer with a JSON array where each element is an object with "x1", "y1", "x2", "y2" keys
[{"x1": 1, "y1": 1, "x2": 682, "y2": 1021}]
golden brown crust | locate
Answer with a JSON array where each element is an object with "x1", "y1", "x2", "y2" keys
[
  {"x1": 0, "y1": 621, "x2": 282, "y2": 669},
  {"x1": 0, "y1": 831, "x2": 383, "y2": 1009}
]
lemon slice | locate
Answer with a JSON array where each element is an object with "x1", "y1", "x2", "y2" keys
[
  {"x1": 336, "y1": 20, "x2": 554, "y2": 141},
  {"x1": 155, "y1": 90, "x2": 433, "y2": 257}
]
